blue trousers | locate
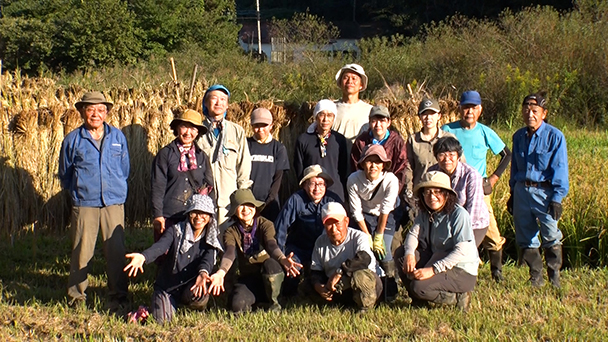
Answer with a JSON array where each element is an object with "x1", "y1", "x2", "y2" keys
[{"x1": 513, "y1": 182, "x2": 563, "y2": 249}]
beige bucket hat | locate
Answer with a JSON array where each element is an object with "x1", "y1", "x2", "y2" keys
[{"x1": 414, "y1": 171, "x2": 456, "y2": 197}]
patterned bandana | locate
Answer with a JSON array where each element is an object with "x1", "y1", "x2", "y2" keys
[
  {"x1": 212, "y1": 119, "x2": 224, "y2": 138},
  {"x1": 317, "y1": 132, "x2": 331, "y2": 158},
  {"x1": 238, "y1": 219, "x2": 259, "y2": 256},
  {"x1": 177, "y1": 142, "x2": 197, "y2": 172}
]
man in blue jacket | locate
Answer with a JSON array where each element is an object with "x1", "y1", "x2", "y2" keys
[
  {"x1": 59, "y1": 91, "x2": 130, "y2": 311},
  {"x1": 508, "y1": 93, "x2": 568, "y2": 288}
]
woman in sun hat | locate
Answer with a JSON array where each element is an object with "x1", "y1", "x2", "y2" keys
[
  {"x1": 347, "y1": 144, "x2": 400, "y2": 302},
  {"x1": 207, "y1": 189, "x2": 302, "y2": 313},
  {"x1": 151, "y1": 109, "x2": 214, "y2": 241},
  {"x1": 124, "y1": 194, "x2": 222, "y2": 323},
  {"x1": 394, "y1": 171, "x2": 479, "y2": 311}
]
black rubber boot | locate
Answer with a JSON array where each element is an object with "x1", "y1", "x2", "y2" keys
[
  {"x1": 522, "y1": 248, "x2": 544, "y2": 287},
  {"x1": 544, "y1": 244, "x2": 563, "y2": 288},
  {"x1": 488, "y1": 249, "x2": 504, "y2": 283},
  {"x1": 263, "y1": 272, "x2": 285, "y2": 312},
  {"x1": 380, "y1": 260, "x2": 398, "y2": 303}
]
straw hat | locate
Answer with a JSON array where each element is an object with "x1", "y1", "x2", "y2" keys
[{"x1": 170, "y1": 109, "x2": 207, "y2": 134}]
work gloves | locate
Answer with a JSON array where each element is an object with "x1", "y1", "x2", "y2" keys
[
  {"x1": 507, "y1": 195, "x2": 562, "y2": 221},
  {"x1": 548, "y1": 201, "x2": 563, "y2": 221},
  {"x1": 372, "y1": 233, "x2": 386, "y2": 260}
]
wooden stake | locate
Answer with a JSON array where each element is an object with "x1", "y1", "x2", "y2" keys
[
  {"x1": 188, "y1": 64, "x2": 198, "y2": 104},
  {"x1": 0, "y1": 59, "x2": 3, "y2": 103},
  {"x1": 170, "y1": 57, "x2": 181, "y2": 105}
]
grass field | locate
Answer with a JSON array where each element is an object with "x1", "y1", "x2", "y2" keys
[{"x1": 1, "y1": 222, "x2": 608, "y2": 341}]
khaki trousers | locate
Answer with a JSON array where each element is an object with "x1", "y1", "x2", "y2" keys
[
  {"x1": 482, "y1": 195, "x2": 506, "y2": 251},
  {"x1": 67, "y1": 205, "x2": 128, "y2": 303}
]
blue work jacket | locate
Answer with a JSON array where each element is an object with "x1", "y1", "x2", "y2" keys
[{"x1": 59, "y1": 123, "x2": 130, "y2": 207}]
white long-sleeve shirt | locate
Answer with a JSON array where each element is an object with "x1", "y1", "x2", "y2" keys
[{"x1": 347, "y1": 170, "x2": 400, "y2": 223}]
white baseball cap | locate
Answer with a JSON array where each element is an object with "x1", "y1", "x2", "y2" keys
[{"x1": 322, "y1": 202, "x2": 347, "y2": 224}]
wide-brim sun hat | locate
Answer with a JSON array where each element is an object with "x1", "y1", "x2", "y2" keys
[
  {"x1": 299, "y1": 164, "x2": 334, "y2": 188},
  {"x1": 75, "y1": 91, "x2": 113, "y2": 111},
  {"x1": 414, "y1": 171, "x2": 457, "y2": 197},
  {"x1": 186, "y1": 194, "x2": 216, "y2": 215},
  {"x1": 226, "y1": 188, "x2": 265, "y2": 218},
  {"x1": 335, "y1": 64, "x2": 368, "y2": 91},
  {"x1": 170, "y1": 109, "x2": 208, "y2": 134},
  {"x1": 358, "y1": 144, "x2": 392, "y2": 171},
  {"x1": 185, "y1": 194, "x2": 223, "y2": 252}
]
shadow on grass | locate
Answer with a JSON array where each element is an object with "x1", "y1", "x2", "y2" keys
[{"x1": 0, "y1": 226, "x2": 156, "y2": 308}]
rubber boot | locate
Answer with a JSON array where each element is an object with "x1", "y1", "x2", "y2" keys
[
  {"x1": 544, "y1": 245, "x2": 563, "y2": 288},
  {"x1": 522, "y1": 248, "x2": 544, "y2": 287},
  {"x1": 456, "y1": 292, "x2": 471, "y2": 312},
  {"x1": 263, "y1": 272, "x2": 285, "y2": 312},
  {"x1": 431, "y1": 291, "x2": 457, "y2": 306},
  {"x1": 380, "y1": 260, "x2": 398, "y2": 303},
  {"x1": 488, "y1": 249, "x2": 504, "y2": 283}
]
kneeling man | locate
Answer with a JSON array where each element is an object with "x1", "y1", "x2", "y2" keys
[{"x1": 309, "y1": 202, "x2": 382, "y2": 312}]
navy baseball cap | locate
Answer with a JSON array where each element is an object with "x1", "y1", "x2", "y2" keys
[
  {"x1": 522, "y1": 93, "x2": 547, "y2": 109},
  {"x1": 460, "y1": 91, "x2": 482, "y2": 106}
]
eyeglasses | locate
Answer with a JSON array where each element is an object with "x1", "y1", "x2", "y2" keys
[
  {"x1": 436, "y1": 152, "x2": 459, "y2": 161},
  {"x1": 422, "y1": 189, "x2": 445, "y2": 197},
  {"x1": 308, "y1": 181, "x2": 326, "y2": 189},
  {"x1": 189, "y1": 212, "x2": 209, "y2": 218}
]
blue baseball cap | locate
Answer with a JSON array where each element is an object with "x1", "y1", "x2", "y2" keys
[
  {"x1": 203, "y1": 84, "x2": 231, "y2": 117},
  {"x1": 460, "y1": 90, "x2": 482, "y2": 106}
]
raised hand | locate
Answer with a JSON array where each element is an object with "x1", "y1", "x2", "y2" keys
[
  {"x1": 208, "y1": 270, "x2": 226, "y2": 296},
  {"x1": 191, "y1": 272, "x2": 211, "y2": 298},
  {"x1": 280, "y1": 252, "x2": 304, "y2": 278},
  {"x1": 124, "y1": 253, "x2": 145, "y2": 277}
]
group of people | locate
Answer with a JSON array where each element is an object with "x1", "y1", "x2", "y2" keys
[{"x1": 58, "y1": 63, "x2": 569, "y2": 322}]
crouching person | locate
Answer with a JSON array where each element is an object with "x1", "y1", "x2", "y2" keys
[
  {"x1": 123, "y1": 194, "x2": 222, "y2": 323},
  {"x1": 275, "y1": 164, "x2": 343, "y2": 296},
  {"x1": 207, "y1": 189, "x2": 301, "y2": 313},
  {"x1": 394, "y1": 171, "x2": 479, "y2": 312},
  {"x1": 309, "y1": 202, "x2": 382, "y2": 313},
  {"x1": 347, "y1": 144, "x2": 400, "y2": 302}
]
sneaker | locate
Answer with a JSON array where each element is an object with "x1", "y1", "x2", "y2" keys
[{"x1": 456, "y1": 292, "x2": 471, "y2": 312}]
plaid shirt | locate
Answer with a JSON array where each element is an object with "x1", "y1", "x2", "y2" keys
[{"x1": 430, "y1": 162, "x2": 489, "y2": 230}]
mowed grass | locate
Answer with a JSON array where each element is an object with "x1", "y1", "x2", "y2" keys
[
  {"x1": 1, "y1": 126, "x2": 608, "y2": 341},
  {"x1": 0, "y1": 228, "x2": 607, "y2": 341}
]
